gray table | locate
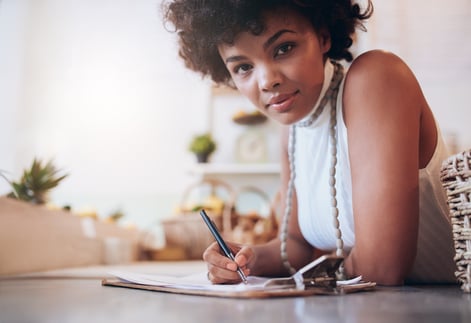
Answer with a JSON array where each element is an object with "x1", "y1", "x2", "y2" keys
[{"x1": 1, "y1": 262, "x2": 470, "y2": 323}]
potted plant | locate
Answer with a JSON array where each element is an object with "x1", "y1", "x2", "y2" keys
[
  {"x1": 4, "y1": 158, "x2": 68, "y2": 205},
  {"x1": 188, "y1": 133, "x2": 217, "y2": 163}
]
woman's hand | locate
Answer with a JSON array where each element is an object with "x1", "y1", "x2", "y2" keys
[{"x1": 203, "y1": 241, "x2": 254, "y2": 284}]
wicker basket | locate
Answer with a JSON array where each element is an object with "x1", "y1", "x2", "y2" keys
[
  {"x1": 161, "y1": 179, "x2": 233, "y2": 259},
  {"x1": 440, "y1": 149, "x2": 471, "y2": 293},
  {"x1": 222, "y1": 186, "x2": 278, "y2": 245}
]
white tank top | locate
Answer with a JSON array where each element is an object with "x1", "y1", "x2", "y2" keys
[{"x1": 294, "y1": 60, "x2": 456, "y2": 283}]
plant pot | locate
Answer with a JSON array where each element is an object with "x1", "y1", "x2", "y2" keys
[{"x1": 196, "y1": 153, "x2": 210, "y2": 163}]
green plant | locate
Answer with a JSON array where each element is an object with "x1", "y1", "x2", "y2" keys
[
  {"x1": 107, "y1": 208, "x2": 125, "y2": 222},
  {"x1": 188, "y1": 133, "x2": 217, "y2": 155},
  {"x1": 6, "y1": 158, "x2": 68, "y2": 205}
]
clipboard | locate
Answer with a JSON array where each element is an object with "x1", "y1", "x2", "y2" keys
[
  {"x1": 102, "y1": 255, "x2": 376, "y2": 299},
  {"x1": 102, "y1": 278, "x2": 376, "y2": 298}
]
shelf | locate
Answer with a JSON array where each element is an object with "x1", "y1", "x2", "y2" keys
[{"x1": 188, "y1": 163, "x2": 280, "y2": 175}]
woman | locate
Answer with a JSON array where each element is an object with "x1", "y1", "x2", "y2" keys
[{"x1": 163, "y1": 0, "x2": 456, "y2": 285}]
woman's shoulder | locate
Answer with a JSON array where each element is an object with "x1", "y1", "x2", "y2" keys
[
  {"x1": 351, "y1": 49, "x2": 403, "y2": 65},
  {"x1": 342, "y1": 50, "x2": 423, "y2": 116},
  {"x1": 341, "y1": 49, "x2": 427, "y2": 142},
  {"x1": 345, "y1": 50, "x2": 414, "y2": 86}
]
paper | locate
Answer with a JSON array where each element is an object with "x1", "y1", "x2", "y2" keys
[
  {"x1": 108, "y1": 270, "x2": 363, "y2": 293},
  {"x1": 108, "y1": 270, "x2": 282, "y2": 292},
  {"x1": 107, "y1": 255, "x2": 366, "y2": 293}
]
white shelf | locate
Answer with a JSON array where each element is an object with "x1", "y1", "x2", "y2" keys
[{"x1": 188, "y1": 163, "x2": 280, "y2": 175}]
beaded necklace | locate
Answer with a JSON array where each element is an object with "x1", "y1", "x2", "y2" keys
[{"x1": 280, "y1": 60, "x2": 346, "y2": 277}]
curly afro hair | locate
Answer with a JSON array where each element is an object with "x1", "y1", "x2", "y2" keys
[{"x1": 163, "y1": 0, "x2": 373, "y2": 86}]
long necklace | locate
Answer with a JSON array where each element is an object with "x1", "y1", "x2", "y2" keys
[{"x1": 280, "y1": 60, "x2": 345, "y2": 277}]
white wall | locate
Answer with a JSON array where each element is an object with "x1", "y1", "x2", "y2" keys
[
  {"x1": 362, "y1": 0, "x2": 471, "y2": 152},
  {"x1": 1, "y1": 0, "x2": 470, "y2": 228},
  {"x1": 0, "y1": 0, "x2": 211, "y2": 228},
  {"x1": 0, "y1": 0, "x2": 28, "y2": 189}
]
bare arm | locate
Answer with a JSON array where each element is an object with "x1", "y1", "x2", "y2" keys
[{"x1": 342, "y1": 50, "x2": 435, "y2": 285}]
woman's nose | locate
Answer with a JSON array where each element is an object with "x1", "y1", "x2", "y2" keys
[{"x1": 258, "y1": 65, "x2": 282, "y2": 91}]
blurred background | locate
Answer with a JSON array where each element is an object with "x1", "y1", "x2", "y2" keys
[{"x1": 1, "y1": 0, "x2": 470, "y2": 233}]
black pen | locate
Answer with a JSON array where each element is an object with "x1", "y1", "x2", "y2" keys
[{"x1": 200, "y1": 209, "x2": 248, "y2": 284}]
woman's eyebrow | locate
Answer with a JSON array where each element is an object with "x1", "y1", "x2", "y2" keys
[
  {"x1": 224, "y1": 29, "x2": 296, "y2": 64},
  {"x1": 225, "y1": 55, "x2": 246, "y2": 64},
  {"x1": 263, "y1": 29, "x2": 296, "y2": 50}
]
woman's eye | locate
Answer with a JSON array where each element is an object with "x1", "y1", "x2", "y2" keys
[
  {"x1": 234, "y1": 64, "x2": 252, "y2": 75},
  {"x1": 275, "y1": 43, "x2": 294, "y2": 57}
]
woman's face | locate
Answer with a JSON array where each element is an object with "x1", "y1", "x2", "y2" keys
[{"x1": 218, "y1": 9, "x2": 331, "y2": 125}]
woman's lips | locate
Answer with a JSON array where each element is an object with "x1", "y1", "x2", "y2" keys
[{"x1": 266, "y1": 91, "x2": 299, "y2": 113}]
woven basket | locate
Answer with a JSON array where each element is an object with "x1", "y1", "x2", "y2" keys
[
  {"x1": 161, "y1": 179, "x2": 233, "y2": 259},
  {"x1": 222, "y1": 186, "x2": 278, "y2": 245},
  {"x1": 440, "y1": 149, "x2": 471, "y2": 293}
]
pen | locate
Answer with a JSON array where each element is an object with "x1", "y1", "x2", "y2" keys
[{"x1": 199, "y1": 209, "x2": 248, "y2": 284}]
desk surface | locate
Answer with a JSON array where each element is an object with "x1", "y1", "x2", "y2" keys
[{"x1": 1, "y1": 261, "x2": 470, "y2": 323}]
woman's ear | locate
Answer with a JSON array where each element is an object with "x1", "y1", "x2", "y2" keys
[{"x1": 319, "y1": 30, "x2": 331, "y2": 54}]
